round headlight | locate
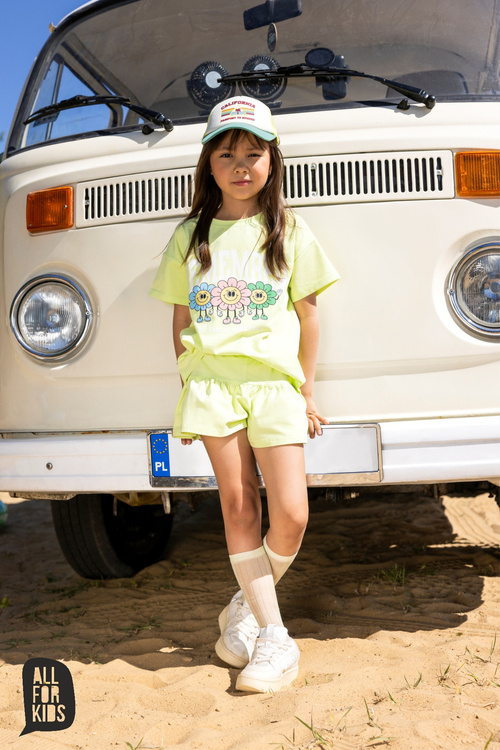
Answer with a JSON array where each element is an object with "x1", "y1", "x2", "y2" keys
[
  {"x1": 448, "y1": 242, "x2": 500, "y2": 337},
  {"x1": 10, "y1": 275, "x2": 93, "y2": 359}
]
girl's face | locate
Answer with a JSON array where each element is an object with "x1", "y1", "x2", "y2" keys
[{"x1": 209, "y1": 132, "x2": 272, "y2": 219}]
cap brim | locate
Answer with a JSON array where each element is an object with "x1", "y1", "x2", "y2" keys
[{"x1": 202, "y1": 122, "x2": 279, "y2": 145}]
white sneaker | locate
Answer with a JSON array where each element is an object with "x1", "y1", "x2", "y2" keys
[
  {"x1": 235, "y1": 624, "x2": 300, "y2": 693},
  {"x1": 215, "y1": 590, "x2": 260, "y2": 668}
]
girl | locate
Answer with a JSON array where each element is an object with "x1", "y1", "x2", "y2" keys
[{"x1": 150, "y1": 96, "x2": 339, "y2": 693}]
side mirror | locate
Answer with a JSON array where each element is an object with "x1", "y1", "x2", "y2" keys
[{"x1": 244, "y1": 0, "x2": 302, "y2": 30}]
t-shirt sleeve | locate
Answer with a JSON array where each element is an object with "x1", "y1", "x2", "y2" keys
[
  {"x1": 149, "y1": 224, "x2": 190, "y2": 305},
  {"x1": 288, "y1": 219, "x2": 340, "y2": 302}
]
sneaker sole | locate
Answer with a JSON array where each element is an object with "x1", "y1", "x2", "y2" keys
[
  {"x1": 235, "y1": 663, "x2": 299, "y2": 693},
  {"x1": 214, "y1": 605, "x2": 249, "y2": 669}
]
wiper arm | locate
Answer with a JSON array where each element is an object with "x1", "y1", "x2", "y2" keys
[
  {"x1": 24, "y1": 95, "x2": 174, "y2": 132},
  {"x1": 220, "y1": 65, "x2": 436, "y2": 109}
]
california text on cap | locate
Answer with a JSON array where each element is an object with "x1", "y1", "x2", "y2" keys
[{"x1": 202, "y1": 97, "x2": 279, "y2": 144}]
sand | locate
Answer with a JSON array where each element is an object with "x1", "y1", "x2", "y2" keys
[{"x1": 0, "y1": 487, "x2": 499, "y2": 750}]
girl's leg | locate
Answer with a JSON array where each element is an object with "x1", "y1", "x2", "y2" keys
[
  {"x1": 201, "y1": 430, "x2": 262, "y2": 554},
  {"x1": 232, "y1": 443, "x2": 305, "y2": 692},
  {"x1": 252, "y1": 443, "x2": 309, "y2": 559},
  {"x1": 263, "y1": 534, "x2": 299, "y2": 585},
  {"x1": 201, "y1": 431, "x2": 282, "y2": 628}
]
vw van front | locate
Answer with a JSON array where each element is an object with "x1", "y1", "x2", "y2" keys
[{"x1": 1, "y1": 0, "x2": 499, "y2": 577}]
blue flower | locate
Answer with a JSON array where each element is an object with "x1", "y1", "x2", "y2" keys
[{"x1": 189, "y1": 282, "x2": 214, "y2": 311}]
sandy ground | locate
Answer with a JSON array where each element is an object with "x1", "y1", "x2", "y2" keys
[{"x1": 0, "y1": 487, "x2": 499, "y2": 750}]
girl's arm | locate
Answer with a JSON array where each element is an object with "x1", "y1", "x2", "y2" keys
[
  {"x1": 173, "y1": 304, "x2": 193, "y2": 445},
  {"x1": 173, "y1": 304, "x2": 191, "y2": 365},
  {"x1": 294, "y1": 293, "x2": 329, "y2": 439}
]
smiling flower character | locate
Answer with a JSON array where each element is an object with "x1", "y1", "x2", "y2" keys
[
  {"x1": 189, "y1": 282, "x2": 215, "y2": 322},
  {"x1": 248, "y1": 281, "x2": 278, "y2": 320},
  {"x1": 211, "y1": 277, "x2": 251, "y2": 324}
]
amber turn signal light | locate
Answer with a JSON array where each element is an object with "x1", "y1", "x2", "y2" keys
[
  {"x1": 26, "y1": 186, "x2": 74, "y2": 234},
  {"x1": 455, "y1": 151, "x2": 500, "y2": 198}
]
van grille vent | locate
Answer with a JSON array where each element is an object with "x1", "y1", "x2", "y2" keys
[
  {"x1": 75, "y1": 151, "x2": 453, "y2": 227},
  {"x1": 284, "y1": 152, "x2": 453, "y2": 202},
  {"x1": 77, "y1": 168, "x2": 195, "y2": 227}
]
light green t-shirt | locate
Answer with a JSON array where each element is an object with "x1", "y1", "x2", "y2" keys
[{"x1": 149, "y1": 212, "x2": 339, "y2": 387}]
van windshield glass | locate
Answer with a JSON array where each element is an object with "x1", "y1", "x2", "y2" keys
[{"x1": 10, "y1": 0, "x2": 500, "y2": 151}]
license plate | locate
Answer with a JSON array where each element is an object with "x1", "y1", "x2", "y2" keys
[
  {"x1": 303, "y1": 423, "x2": 382, "y2": 484},
  {"x1": 148, "y1": 431, "x2": 217, "y2": 488},
  {"x1": 149, "y1": 433, "x2": 171, "y2": 477},
  {"x1": 149, "y1": 423, "x2": 382, "y2": 488}
]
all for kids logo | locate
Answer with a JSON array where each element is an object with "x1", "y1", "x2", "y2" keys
[{"x1": 20, "y1": 657, "x2": 75, "y2": 736}]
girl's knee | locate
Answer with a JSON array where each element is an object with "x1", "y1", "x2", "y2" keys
[
  {"x1": 275, "y1": 506, "x2": 308, "y2": 540},
  {"x1": 220, "y1": 483, "x2": 261, "y2": 528}
]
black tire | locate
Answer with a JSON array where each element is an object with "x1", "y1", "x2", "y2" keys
[{"x1": 51, "y1": 494, "x2": 173, "y2": 579}]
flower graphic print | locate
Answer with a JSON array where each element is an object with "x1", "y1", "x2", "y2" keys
[
  {"x1": 187, "y1": 278, "x2": 281, "y2": 325},
  {"x1": 189, "y1": 282, "x2": 215, "y2": 322},
  {"x1": 211, "y1": 277, "x2": 252, "y2": 325},
  {"x1": 248, "y1": 281, "x2": 278, "y2": 320}
]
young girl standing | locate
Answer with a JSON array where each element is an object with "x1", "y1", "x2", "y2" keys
[{"x1": 150, "y1": 96, "x2": 339, "y2": 693}]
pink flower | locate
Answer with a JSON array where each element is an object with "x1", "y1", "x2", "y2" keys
[{"x1": 211, "y1": 278, "x2": 251, "y2": 310}]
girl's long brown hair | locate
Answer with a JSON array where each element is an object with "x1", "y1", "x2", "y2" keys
[{"x1": 182, "y1": 129, "x2": 291, "y2": 280}]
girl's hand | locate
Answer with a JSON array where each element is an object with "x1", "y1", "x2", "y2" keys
[
  {"x1": 181, "y1": 438, "x2": 192, "y2": 446},
  {"x1": 304, "y1": 396, "x2": 329, "y2": 438}
]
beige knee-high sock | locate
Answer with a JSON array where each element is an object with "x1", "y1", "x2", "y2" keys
[
  {"x1": 263, "y1": 534, "x2": 299, "y2": 585},
  {"x1": 229, "y1": 546, "x2": 283, "y2": 628}
]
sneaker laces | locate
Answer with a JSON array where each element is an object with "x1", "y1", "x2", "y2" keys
[
  {"x1": 251, "y1": 636, "x2": 289, "y2": 665},
  {"x1": 232, "y1": 598, "x2": 259, "y2": 640}
]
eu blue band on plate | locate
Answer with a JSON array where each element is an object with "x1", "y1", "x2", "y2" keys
[{"x1": 150, "y1": 434, "x2": 170, "y2": 476}]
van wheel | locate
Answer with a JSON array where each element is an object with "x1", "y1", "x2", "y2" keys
[{"x1": 51, "y1": 494, "x2": 173, "y2": 579}]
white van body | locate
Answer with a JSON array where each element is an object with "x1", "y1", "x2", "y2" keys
[{"x1": 1, "y1": 0, "x2": 499, "y2": 576}]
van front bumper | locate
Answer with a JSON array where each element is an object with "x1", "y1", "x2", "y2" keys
[{"x1": 1, "y1": 415, "x2": 499, "y2": 495}]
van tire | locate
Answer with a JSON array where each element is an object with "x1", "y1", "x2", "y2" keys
[{"x1": 51, "y1": 494, "x2": 173, "y2": 579}]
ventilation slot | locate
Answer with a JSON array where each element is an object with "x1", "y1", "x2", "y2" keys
[
  {"x1": 283, "y1": 151, "x2": 451, "y2": 205},
  {"x1": 78, "y1": 168, "x2": 195, "y2": 227}
]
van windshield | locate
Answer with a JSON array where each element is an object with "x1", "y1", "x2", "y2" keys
[{"x1": 8, "y1": 0, "x2": 500, "y2": 153}]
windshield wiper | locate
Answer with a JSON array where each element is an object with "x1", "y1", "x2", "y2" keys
[
  {"x1": 220, "y1": 65, "x2": 436, "y2": 109},
  {"x1": 24, "y1": 95, "x2": 174, "y2": 132}
]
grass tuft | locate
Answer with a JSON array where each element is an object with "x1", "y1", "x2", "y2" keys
[
  {"x1": 125, "y1": 739, "x2": 144, "y2": 750},
  {"x1": 404, "y1": 672, "x2": 422, "y2": 689},
  {"x1": 377, "y1": 563, "x2": 406, "y2": 586},
  {"x1": 295, "y1": 715, "x2": 330, "y2": 746}
]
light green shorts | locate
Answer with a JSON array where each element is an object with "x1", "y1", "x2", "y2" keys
[{"x1": 173, "y1": 355, "x2": 308, "y2": 448}]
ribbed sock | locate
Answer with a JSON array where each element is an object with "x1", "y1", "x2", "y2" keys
[
  {"x1": 229, "y1": 546, "x2": 283, "y2": 628},
  {"x1": 263, "y1": 534, "x2": 299, "y2": 585}
]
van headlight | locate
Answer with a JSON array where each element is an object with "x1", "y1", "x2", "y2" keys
[
  {"x1": 10, "y1": 275, "x2": 94, "y2": 359},
  {"x1": 448, "y1": 242, "x2": 500, "y2": 337}
]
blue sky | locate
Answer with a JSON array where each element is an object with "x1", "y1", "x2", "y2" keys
[{"x1": 0, "y1": 1, "x2": 85, "y2": 147}]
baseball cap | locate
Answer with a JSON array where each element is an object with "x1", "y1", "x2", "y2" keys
[{"x1": 202, "y1": 97, "x2": 279, "y2": 144}]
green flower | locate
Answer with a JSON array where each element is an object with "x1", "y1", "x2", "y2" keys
[{"x1": 248, "y1": 281, "x2": 277, "y2": 309}]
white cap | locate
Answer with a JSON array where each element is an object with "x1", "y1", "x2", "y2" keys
[{"x1": 202, "y1": 97, "x2": 279, "y2": 144}]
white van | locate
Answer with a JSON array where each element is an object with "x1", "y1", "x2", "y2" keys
[{"x1": 1, "y1": 0, "x2": 499, "y2": 578}]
